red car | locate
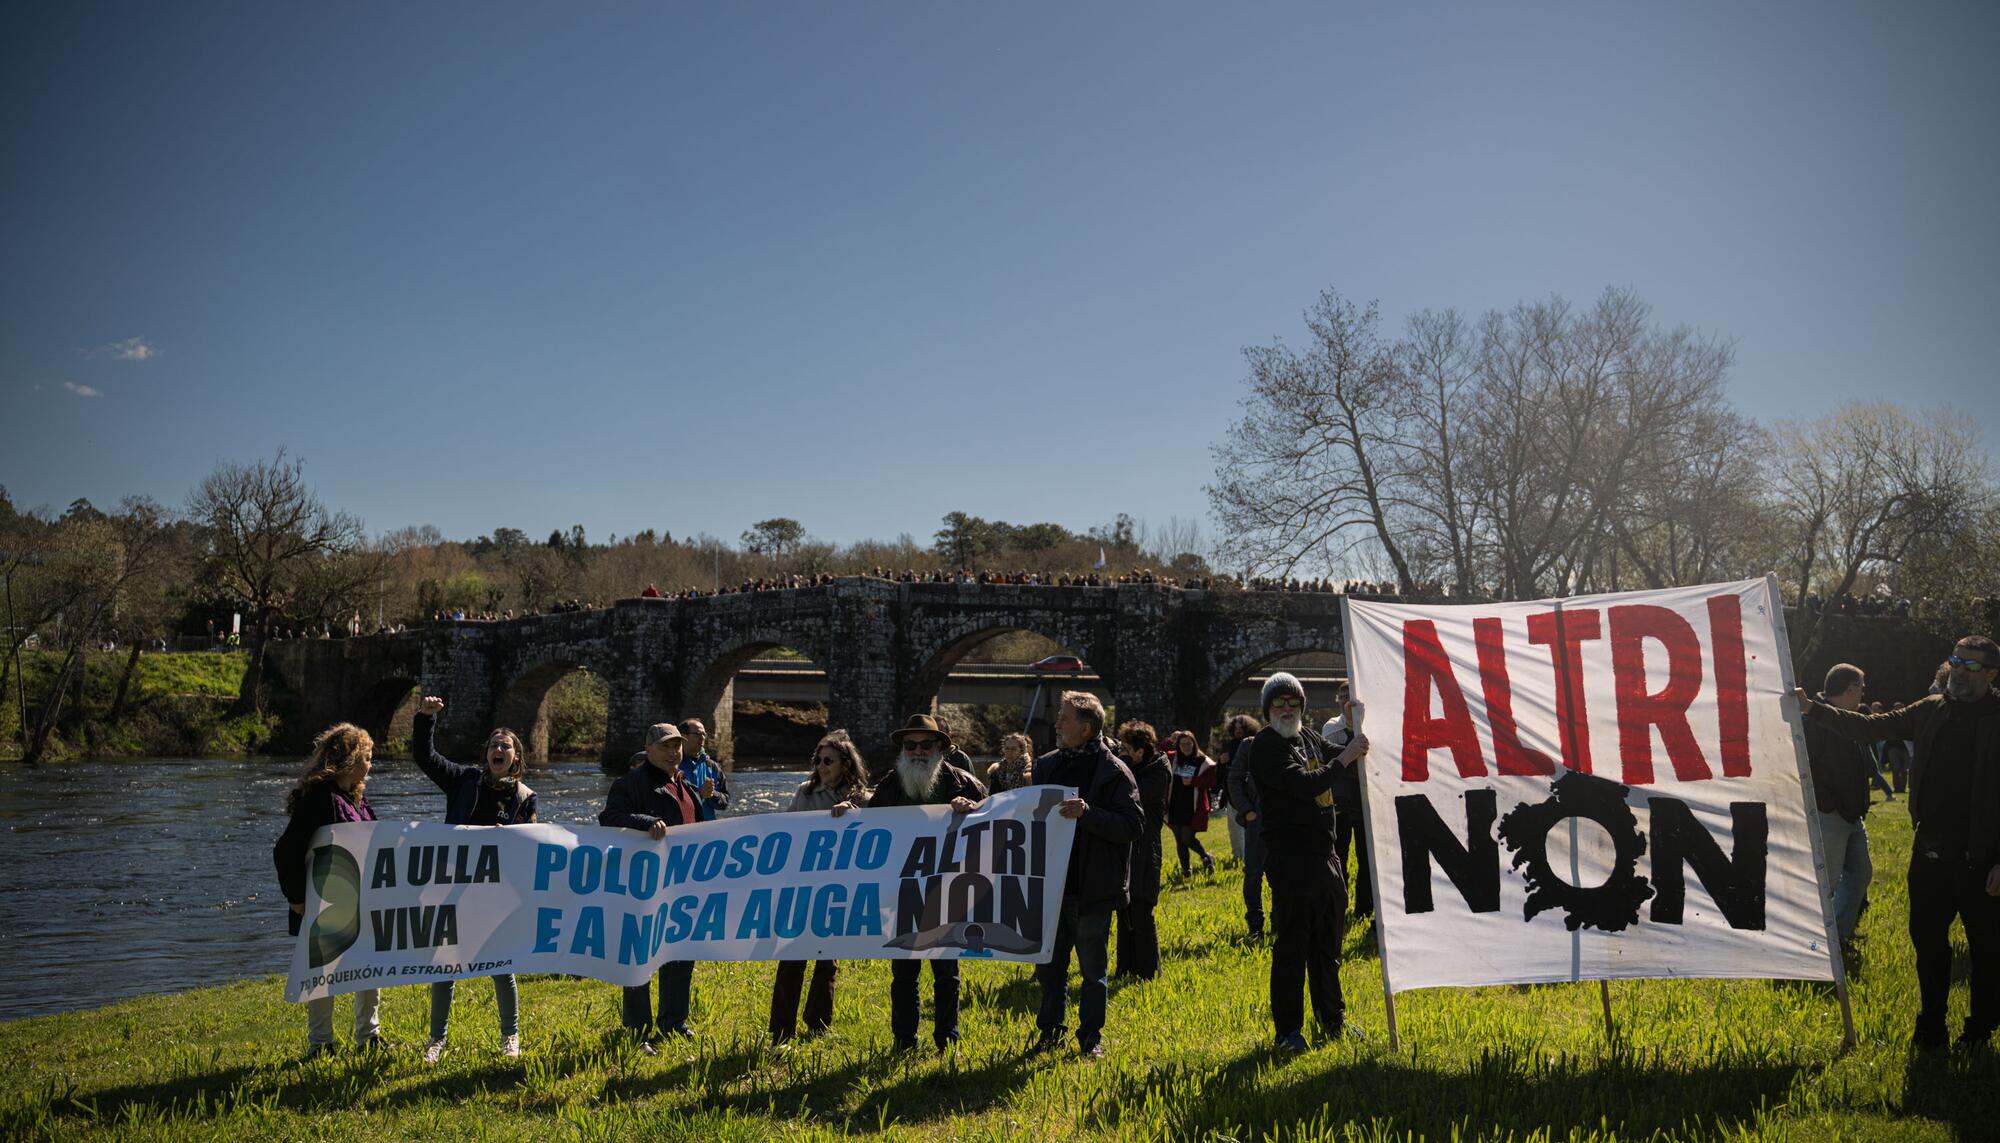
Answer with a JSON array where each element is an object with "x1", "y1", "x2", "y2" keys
[{"x1": 1030, "y1": 655, "x2": 1086, "y2": 672}]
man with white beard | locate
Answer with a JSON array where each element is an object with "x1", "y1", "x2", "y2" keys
[
  {"x1": 866, "y1": 714, "x2": 985, "y2": 1051},
  {"x1": 1249, "y1": 672, "x2": 1370, "y2": 1052}
]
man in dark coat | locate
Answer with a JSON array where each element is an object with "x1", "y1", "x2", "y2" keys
[
  {"x1": 1799, "y1": 635, "x2": 2000, "y2": 1051},
  {"x1": 600, "y1": 722, "x2": 703, "y2": 1052},
  {"x1": 1030, "y1": 691, "x2": 1143, "y2": 1057},
  {"x1": 1251, "y1": 671, "x2": 1369, "y2": 1051},
  {"x1": 1114, "y1": 720, "x2": 1171, "y2": 980},
  {"x1": 1802, "y1": 663, "x2": 1875, "y2": 960},
  {"x1": 868, "y1": 714, "x2": 984, "y2": 1051}
]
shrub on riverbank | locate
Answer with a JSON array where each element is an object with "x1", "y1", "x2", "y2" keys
[
  {"x1": 1, "y1": 809, "x2": 1991, "y2": 1140},
  {"x1": 1, "y1": 650, "x2": 264, "y2": 761}
]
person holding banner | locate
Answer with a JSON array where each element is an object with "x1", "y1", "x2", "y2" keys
[
  {"x1": 1799, "y1": 635, "x2": 2000, "y2": 1052},
  {"x1": 1250, "y1": 672, "x2": 1368, "y2": 1051},
  {"x1": 600, "y1": 722, "x2": 704, "y2": 1053},
  {"x1": 272, "y1": 723, "x2": 385, "y2": 1061},
  {"x1": 408, "y1": 697, "x2": 537, "y2": 1063},
  {"x1": 1800, "y1": 666, "x2": 1875, "y2": 969},
  {"x1": 1030, "y1": 691, "x2": 1143, "y2": 1059},
  {"x1": 768, "y1": 730, "x2": 873, "y2": 1045},
  {"x1": 1114, "y1": 720, "x2": 1169, "y2": 980},
  {"x1": 867, "y1": 714, "x2": 985, "y2": 1052}
]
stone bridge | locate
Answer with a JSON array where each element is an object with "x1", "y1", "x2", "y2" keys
[{"x1": 261, "y1": 579, "x2": 1350, "y2": 764}]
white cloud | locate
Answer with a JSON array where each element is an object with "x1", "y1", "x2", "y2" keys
[
  {"x1": 63, "y1": 381, "x2": 102, "y2": 398},
  {"x1": 86, "y1": 337, "x2": 157, "y2": 361}
]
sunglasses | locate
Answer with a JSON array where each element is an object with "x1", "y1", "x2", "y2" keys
[
  {"x1": 1269, "y1": 698, "x2": 1303, "y2": 710},
  {"x1": 902, "y1": 738, "x2": 941, "y2": 751},
  {"x1": 814, "y1": 755, "x2": 841, "y2": 767},
  {"x1": 1948, "y1": 654, "x2": 1995, "y2": 673}
]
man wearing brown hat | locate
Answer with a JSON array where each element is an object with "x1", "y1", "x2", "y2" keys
[
  {"x1": 600, "y1": 722, "x2": 703, "y2": 1052},
  {"x1": 868, "y1": 714, "x2": 986, "y2": 1051}
]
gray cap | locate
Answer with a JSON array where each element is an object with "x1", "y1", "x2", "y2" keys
[
  {"x1": 1261, "y1": 671, "x2": 1307, "y2": 717},
  {"x1": 645, "y1": 722, "x2": 684, "y2": 746}
]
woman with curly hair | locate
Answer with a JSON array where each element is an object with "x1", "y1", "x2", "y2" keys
[
  {"x1": 768, "y1": 730, "x2": 872, "y2": 1044},
  {"x1": 272, "y1": 723, "x2": 384, "y2": 1061},
  {"x1": 410, "y1": 695, "x2": 539, "y2": 1063}
]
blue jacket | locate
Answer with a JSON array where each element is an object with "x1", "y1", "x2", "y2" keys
[
  {"x1": 679, "y1": 752, "x2": 730, "y2": 820},
  {"x1": 411, "y1": 713, "x2": 538, "y2": 826}
]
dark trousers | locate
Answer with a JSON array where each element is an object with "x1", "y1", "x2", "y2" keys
[
  {"x1": 1334, "y1": 800, "x2": 1373, "y2": 918},
  {"x1": 1239, "y1": 813, "x2": 1267, "y2": 932},
  {"x1": 1908, "y1": 844, "x2": 2000, "y2": 1041},
  {"x1": 769, "y1": 959, "x2": 838, "y2": 1042},
  {"x1": 622, "y1": 960, "x2": 692, "y2": 1035},
  {"x1": 1115, "y1": 899, "x2": 1159, "y2": 979},
  {"x1": 889, "y1": 958, "x2": 960, "y2": 1047},
  {"x1": 1266, "y1": 848, "x2": 1347, "y2": 1037},
  {"x1": 1037, "y1": 901, "x2": 1113, "y2": 1049}
]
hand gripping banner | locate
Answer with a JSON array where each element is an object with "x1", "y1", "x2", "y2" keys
[
  {"x1": 287, "y1": 785, "x2": 1078, "y2": 1002},
  {"x1": 1343, "y1": 579, "x2": 1839, "y2": 996}
]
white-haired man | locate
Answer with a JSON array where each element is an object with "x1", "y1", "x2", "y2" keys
[{"x1": 1250, "y1": 672, "x2": 1369, "y2": 1051}]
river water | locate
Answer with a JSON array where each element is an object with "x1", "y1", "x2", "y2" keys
[{"x1": 0, "y1": 757, "x2": 820, "y2": 1022}]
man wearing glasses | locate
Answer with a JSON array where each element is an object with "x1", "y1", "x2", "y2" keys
[
  {"x1": 867, "y1": 714, "x2": 985, "y2": 1051},
  {"x1": 1250, "y1": 672, "x2": 1370, "y2": 1052},
  {"x1": 1799, "y1": 636, "x2": 2000, "y2": 1051}
]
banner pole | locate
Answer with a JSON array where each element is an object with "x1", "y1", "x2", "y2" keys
[
  {"x1": 1765, "y1": 574, "x2": 1857, "y2": 1049},
  {"x1": 1598, "y1": 979, "x2": 1615, "y2": 1045},
  {"x1": 1342, "y1": 594, "x2": 1401, "y2": 1052}
]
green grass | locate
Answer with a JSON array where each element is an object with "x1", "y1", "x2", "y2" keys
[
  {"x1": 1, "y1": 809, "x2": 1994, "y2": 1140},
  {"x1": 1, "y1": 650, "x2": 267, "y2": 760}
]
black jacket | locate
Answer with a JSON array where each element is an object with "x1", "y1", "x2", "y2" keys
[
  {"x1": 1127, "y1": 752, "x2": 1172, "y2": 906},
  {"x1": 599, "y1": 759, "x2": 702, "y2": 833},
  {"x1": 273, "y1": 786, "x2": 375, "y2": 935},
  {"x1": 1033, "y1": 737, "x2": 1144, "y2": 911},
  {"x1": 1225, "y1": 736, "x2": 1262, "y2": 818},
  {"x1": 866, "y1": 761, "x2": 986, "y2": 808},
  {"x1": 1807, "y1": 692, "x2": 2000, "y2": 867},
  {"x1": 1801, "y1": 697, "x2": 1871, "y2": 822},
  {"x1": 1249, "y1": 726, "x2": 1342, "y2": 854},
  {"x1": 413, "y1": 713, "x2": 537, "y2": 826}
]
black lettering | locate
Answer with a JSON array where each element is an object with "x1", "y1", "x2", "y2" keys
[
  {"x1": 1396, "y1": 789, "x2": 1500, "y2": 914},
  {"x1": 1647, "y1": 798, "x2": 1767, "y2": 929}
]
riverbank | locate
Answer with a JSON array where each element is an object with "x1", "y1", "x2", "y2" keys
[
  {"x1": 0, "y1": 650, "x2": 273, "y2": 762},
  {"x1": 3, "y1": 811, "x2": 1990, "y2": 1141}
]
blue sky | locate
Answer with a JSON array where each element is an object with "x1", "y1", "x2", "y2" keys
[{"x1": 5, "y1": 3, "x2": 1996, "y2": 550}]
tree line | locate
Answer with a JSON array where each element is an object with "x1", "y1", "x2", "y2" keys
[{"x1": 1207, "y1": 286, "x2": 2000, "y2": 661}]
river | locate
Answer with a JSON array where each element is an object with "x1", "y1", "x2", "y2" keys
[{"x1": 0, "y1": 756, "x2": 831, "y2": 1022}]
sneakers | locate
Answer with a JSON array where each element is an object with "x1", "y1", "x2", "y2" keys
[
  {"x1": 500, "y1": 1035, "x2": 521, "y2": 1059},
  {"x1": 1275, "y1": 1032, "x2": 1309, "y2": 1053},
  {"x1": 423, "y1": 1039, "x2": 447, "y2": 1064},
  {"x1": 635, "y1": 1039, "x2": 659, "y2": 1057},
  {"x1": 1079, "y1": 1041, "x2": 1106, "y2": 1060},
  {"x1": 1028, "y1": 1028, "x2": 1066, "y2": 1055},
  {"x1": 302, "y1": 1042, "x2": 335, "y2": 1063},
  {"x1": 358, "y1": 1034, "x2": 392, "y2": 1053}
]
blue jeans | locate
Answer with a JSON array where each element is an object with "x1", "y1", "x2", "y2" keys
[
  {"x1": 1037, "y1": 902, "x2": 1113, "y2": 1049},
  {"x1": 431, "y1": 974, "x2": 518, "y2": 1041},
  {"x1": 1818, "y1": 811, "x2": 1872, "y2": 942},
  {"x1": 1237, "y1": 811, "x2": 1267, "y2": 931},
  {"x1": 622, "y1": 961, "x2": 693, "y2": 1035}
]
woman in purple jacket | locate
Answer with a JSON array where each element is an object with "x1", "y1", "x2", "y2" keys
[
  {"x1": 272, "y1": 723, "x2": 383, "y2": 1061},
  {"x1": 410, "y1": 696, "x2": 538, "y2": 1062}
]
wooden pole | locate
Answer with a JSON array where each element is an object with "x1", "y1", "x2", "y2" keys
[
  {"x1": 1342, "y1": 595, "x2": 1401, "y2": 1051},
  {"x1": 1766, "y1": 574, "x2": 1857, "y2": 1049},
  {"x1": 1598, "y1": 979, "x2": 1615, "y2": 1045}
]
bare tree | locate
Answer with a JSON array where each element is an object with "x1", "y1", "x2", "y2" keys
[
  {"x1": 1207, "y1": 290, "x2": 1416, "y2": 588},
  {"x1": 186, "y1": 450, "x2": 364, "y2": 709}
]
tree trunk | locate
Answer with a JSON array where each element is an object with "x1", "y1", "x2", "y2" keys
[
  {"x1": 107, "y1": 639, "x2": 143, "y2": 726},
  {"x1": 22, "y1": 643, "x2": 84, "y2": 766}
]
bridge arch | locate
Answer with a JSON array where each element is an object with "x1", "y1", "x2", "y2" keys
[
  {"x1": 493, "y1": 658, "x2": 609, "y2": 762},
  {"x1": 354, "y1": 675, "x2": 420, "y2": 750},
  {"x1": 906, "y1": 620, "x2": 1110, "y2": 754},
  {"x1": 1197, "y1": 644, "x2": 1347, "y2": 744},
  {"x1": 682, "y1": 627, "x2": 835, "y2": 761}
]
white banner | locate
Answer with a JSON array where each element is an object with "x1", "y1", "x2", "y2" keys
[
  {"x1": 1343, "y1": 578, "x2": 1838, "y2": 994},
  {"x1": 287, "y1": 785, "x2": 1078, "y2": 1001}
]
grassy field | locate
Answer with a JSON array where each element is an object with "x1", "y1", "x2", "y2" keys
[{"x1": 1, "y1": 807, "x2": 1994, "y2": 1140}]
